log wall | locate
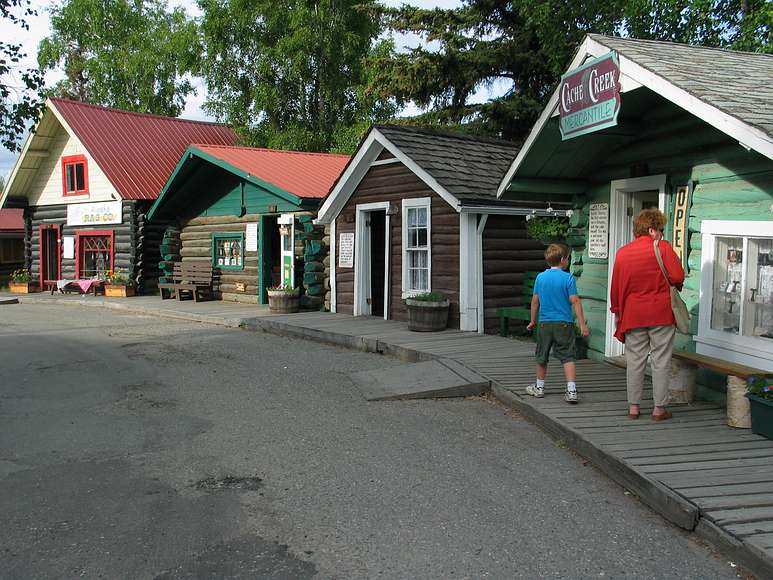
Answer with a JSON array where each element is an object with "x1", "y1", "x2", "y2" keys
[
  {"x1": 179, "y1": 214, "x2": 260, "y2": 303},
  {"x1": 482, "y1": 215, "x2": 546, "y2": 334},
  {"x1": 334, "y1": 162, "x2": 461, "y2": 327}
]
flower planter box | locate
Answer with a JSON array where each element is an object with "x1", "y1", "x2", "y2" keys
[
  {"x1": 747, "y1": 394, "x2": 773, "y2": 440},
  {"x1": 405, "y1": 298, "x2": 450, "y2": 332},
  {"x1": 8, "y1": 282, "x2": 37, "y2": 294},
  {"x1": 104, "y1": 284, "x2": 136, "y2": 298},
  {"x1": 267, "y1": 289, "x2": 300, "y2": 313}
]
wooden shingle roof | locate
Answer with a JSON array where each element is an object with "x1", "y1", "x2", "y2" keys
[
  {"x1": 374, "y1": 125, "x2": 519, "y2": 202},
  {"x1": 590, "y1": 34, "x2": 773, "y2": 139}
]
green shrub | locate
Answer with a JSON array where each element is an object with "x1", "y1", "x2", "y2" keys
[{"x1": 526, "y1": 216, "x2": 569, "y2": 241}]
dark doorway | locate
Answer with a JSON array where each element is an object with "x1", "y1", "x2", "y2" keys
[
  {"x1": 369, "y1": 210, "x2": 386, "y2": 317},
  {"x1": 40, "y1": 225, "x2": 60, "y2": 285}
]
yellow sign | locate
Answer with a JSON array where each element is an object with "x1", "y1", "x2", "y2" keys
[{"x1": 672, "y1": 185, "x2": 691, "y2": 268}]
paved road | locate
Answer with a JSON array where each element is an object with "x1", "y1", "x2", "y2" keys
[{"x1": 0, "y1": 304, "x2": 745, "y2": 579}]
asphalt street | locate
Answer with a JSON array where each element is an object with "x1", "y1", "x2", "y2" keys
[{"x1": 0, "y1": 304, "x2": 746, "y2": 579}]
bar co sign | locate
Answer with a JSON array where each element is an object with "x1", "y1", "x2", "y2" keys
[{"x1": 559, "y1": 52, "x2": 621, "y2": 140}]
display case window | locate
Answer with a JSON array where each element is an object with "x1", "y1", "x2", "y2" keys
[
  {"x1": 212, "y1": 233, "x2": 244, "y2": 270},
  {"x1": 698, "y1": 221, "x2": 773, "y2": 371}
]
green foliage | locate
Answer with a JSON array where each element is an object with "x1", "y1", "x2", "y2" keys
[
  {"x1": 0, "y1": 175, "x2": 6, "y2": 192},
  {"x1": 105, "y1": 268, "x2": 130, "y2": 285},
  {"x1": 9, "y1": 268, "x2": 30, "y2": 282},
  {"x1": 369, "y1": 0, "x2": 771, "y2": 141},
  {"x1": 1, "y1": 0, "x2": 44, "y2": 151},
  {"x1": 526, "y1": 216, "x2": 569, "y2": 241},
  {"x1": 747, "y1": 375, "x2": 773, "y2": 401},
  {"x1": 408, "y1": 291, "x2": 447, "y2": 302},
  {"x1": 38, "y1": 0, "x2": 200, "y2": 116},
  {"x1": 197, "y1": 0, "x2": 398, "y2": 153}
]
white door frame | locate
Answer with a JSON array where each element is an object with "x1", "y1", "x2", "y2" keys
[
  {"x1": 605, "y1": 174, "x2": 668, "y2": 357},
  {"x1": 354, "y1": 202, "x2": 391, "y2": 318}
]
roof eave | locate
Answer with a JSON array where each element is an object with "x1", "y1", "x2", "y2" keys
[
  {"x1": 316, "y1": 127, "x2": 462, "y2": 224},
  {"x1": 496, "y1": 35, "x2": 773, "y2": 197}
]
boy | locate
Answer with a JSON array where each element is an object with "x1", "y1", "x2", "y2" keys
[{"x1": 525, "y1": 243, "x2": 589, "y2": 403}]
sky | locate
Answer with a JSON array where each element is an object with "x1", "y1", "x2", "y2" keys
[{"x1": 0, "y1": 0, "x2": 505, "y2": 181}]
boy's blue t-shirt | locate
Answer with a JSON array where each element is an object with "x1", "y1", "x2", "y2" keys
[{"x1": 533, "y1": 268, "x2": 577, "y2": 322}]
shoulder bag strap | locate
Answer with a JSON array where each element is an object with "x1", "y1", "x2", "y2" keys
[{"x1": 652, "y1": 240, "x2": 672, "y2": 288}]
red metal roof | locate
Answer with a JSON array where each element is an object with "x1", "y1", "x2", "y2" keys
[
  {"x1": 194, "y1": 144, "x2": 351, "y2": 199},
  {"x1": 0, "y1": 208, "x2": 23, "y2": 231},
  {"x1": 51, "y1": 98, "x2": 239, "y2": 201}
]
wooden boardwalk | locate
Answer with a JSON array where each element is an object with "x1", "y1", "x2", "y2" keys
[{"x1": 248, "y1": 312, "x2": 773, "y2": 578}]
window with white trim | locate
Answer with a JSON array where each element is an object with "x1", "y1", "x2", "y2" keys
[
  {"x1": 697, "y1": 220, "x2": 773, "y2": 371},
  {"x1": 402, "y1": 197, "x2": 431, "y2": 295}
]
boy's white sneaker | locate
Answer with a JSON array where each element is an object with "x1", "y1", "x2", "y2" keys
[
  {"x1": 526, "y1": 383, "x2": 544, "y2": 398},
  {"x1": 565, "y1": 389, "x2": 579, "y2": 404}
]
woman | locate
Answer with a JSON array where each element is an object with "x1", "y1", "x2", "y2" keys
[{"x1": 610, "y1": 208, "x2": 685, "y2": 421}]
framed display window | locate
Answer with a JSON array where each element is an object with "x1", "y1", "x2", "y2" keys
[
  {"x1": 697, "y1": 220, "x2": 773, "y2": 371},
  {"x1": 61, "y1": 154, "x2": 89, "y2": 196},
  {"x1": 212, "y1": 232, "x2": 244, "y2": 270},
  {"x1": 401, "y1": 197, "x2": 431, "y2": 296},
  {"x1": 75, "y1": 230, "x2": 114, "y2": 279}
]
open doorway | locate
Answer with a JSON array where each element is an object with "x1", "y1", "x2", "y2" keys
[
  {"x1": 39, "y1": 224, "x2": 60, "y2": 285},
  {"x1": 605, "y1": 175, "x2": 668, "y2": 359},
  {"x1": 354, "y1": 202, "x2": 391, "y2": 318}
]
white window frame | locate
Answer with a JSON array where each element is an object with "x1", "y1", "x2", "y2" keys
[
  {"x1": 696, "y1": 220, "x2": 773, "y2": 372},
  {"x1": 401, "y1": 197, "x2": 432, "y2": 298}
]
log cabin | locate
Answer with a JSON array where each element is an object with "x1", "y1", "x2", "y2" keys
[
  {"x1": 316, "y1": 125, "x2": 572, "y2": 333},
  {"x1": 146, "y1": 145, "x2": 350, "y2": 304},
  {"x1": 0, "y1": 98, "x2": 238, "y2": 293},
  {"x1": 497, "y1": 35, "x2": 773, "y2": 373},
  {"x1": 0, "y1": 209, "x2": 24, "y2": 278}
]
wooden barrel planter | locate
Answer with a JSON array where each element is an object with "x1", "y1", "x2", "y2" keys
[
  {"x1": 405, "y1": 296, "x2": 450, "y2": 332},
  {"x1": 267, "y1": 288, "x2": 301, "y2": 313}
]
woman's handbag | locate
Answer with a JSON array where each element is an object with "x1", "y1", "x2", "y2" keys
[{"x1": 653, "y1": 240, "x2": 690, "y2": 333}]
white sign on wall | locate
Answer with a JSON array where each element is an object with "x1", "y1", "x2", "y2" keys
[
  {"x1": 63, "y1": 236, "x2": 75, "y2": 259},
  {"x1": 66, "y1": 201, "x2": 122, "y2": 226},
  {"x1": 588, "y1": 202, "x2": 609, "y2": 259},
  {"x1": 245, "y1": 223, "x2": 258, "y2": 252},
  {"x1": 338, "y1": 232, "x2": 354, "y2": 268}
]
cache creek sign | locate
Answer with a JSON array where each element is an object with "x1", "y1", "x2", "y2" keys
[{"x1": 559, "y1": 52, "x2": 621, "y2": 140}]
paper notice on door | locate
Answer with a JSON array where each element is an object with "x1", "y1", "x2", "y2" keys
[
  {"x1": 588, "y1": 203, "x2": 609, "y2": 259},
  {"x1": 63, "y1": 235, "x2": 75, "y2": 259},
  {"x1": 339, "y1": 233, "x2": 354, "y2": 268},
  {"x1": 245, "y1": 223, "x2": 258, "y2": 252}
]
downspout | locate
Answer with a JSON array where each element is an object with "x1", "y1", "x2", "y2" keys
[{"x1": 476, "y1": 214, "x2": 489, "y2": 335}]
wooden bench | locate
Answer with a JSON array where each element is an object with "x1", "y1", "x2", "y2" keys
[
  {"x1": 159, "y1": 262, "x2": 215, "y2": 302},
  {"x1": 671, "y1": 350, "x2": 769, "y2": 427},
  {"x1": 158, "y1": 262, "x2": 183, "y2": 300},
  {"x1": 497, "y1": 271, "x2": 539, "y2": 337}
]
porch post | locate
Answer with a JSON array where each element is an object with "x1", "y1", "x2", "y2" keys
[{"x1": 459, "y1": 212, "x2": 479, "y2": 331}]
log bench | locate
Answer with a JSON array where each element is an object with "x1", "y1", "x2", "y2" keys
[
  {"x1": 497, "y1": 271, "x2": 538, "y2": 337},
  {"x1": 671, "y1": 350, "x2": 768, "y2": 428},
  {"x1": 158, "y1": 262, "x2": 215, "y2": 302}
]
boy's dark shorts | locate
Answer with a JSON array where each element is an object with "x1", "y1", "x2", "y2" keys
[{"x1": 535, "y1": 321, "x2": 576, "y2": 365}]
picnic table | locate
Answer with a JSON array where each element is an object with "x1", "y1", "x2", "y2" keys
[{"x1": 44, "y1": 278, "x2": 105, "y2": 296}]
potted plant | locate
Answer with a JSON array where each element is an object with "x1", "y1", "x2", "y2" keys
[
  {"x1": 267, "y1": 285, "x2": 301, "y2": 313},
  {"x1": 104, "y1": 269, "x2": 136, "y2": 297},
  {"x1": 526, "y1": 216, "x2": 570, "y2": 246},
  {"x1": 8, "y1": 269, "x2": 36, "y2": 294},
  {"x1": 746, "y1": 375, "x2": 773, "y2": 440},
  {"x1": 405, "y1": 291, "x2": 450, "y2": 332}
]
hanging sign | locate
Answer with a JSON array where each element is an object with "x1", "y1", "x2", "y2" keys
[
  {"x1": 672, "y1": 185, "x2": 691, "y2": 269},
  {"x1": 67, "y1": 201, "x2": 122, "y2": 226},
  {"x1": 338, "y1": 233, "x2": 354, "y2": 268},
  {"x1": 588, "y1": 202, "x2": 609, "y2": 259},
  {"x1": 559, "y1": 52, "x2": 621, "y2": 140},
  {"x1": 245, "y1": 223, "x2": 258, "y2": 252}
]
